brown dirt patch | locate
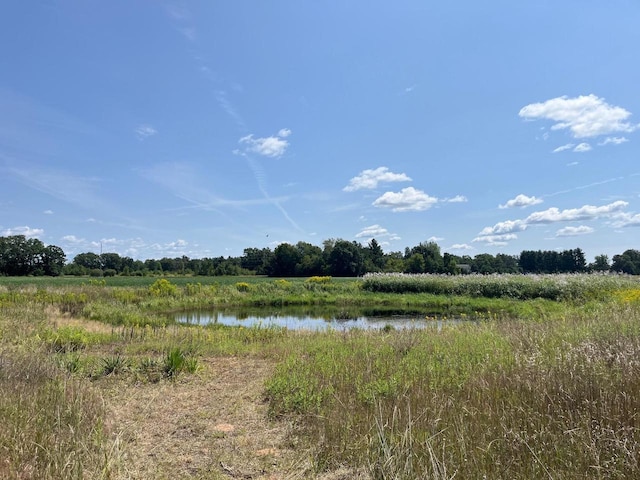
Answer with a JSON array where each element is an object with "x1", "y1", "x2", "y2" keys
[{"x1": 100, "y1": 356, "x2": 330, "y2": 479}]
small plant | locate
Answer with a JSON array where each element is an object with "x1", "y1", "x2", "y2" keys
[
  {"x1": 101, "y1": 355, "x2": 130, "y2": 376},
  {"x1": 164, "y1": 347, "x2": 185, "y2": 377},
  {"x1": 235, "y1": 282, "x2": 251, "y2": 292}
]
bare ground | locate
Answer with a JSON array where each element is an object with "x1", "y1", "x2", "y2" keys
[{"x1": 100, "y1": 356, "x2": 369, "y2": 480}]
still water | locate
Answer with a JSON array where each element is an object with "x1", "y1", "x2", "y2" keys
[{"x1": 173, "y1": 306, "x2": 464, "y2": 331}]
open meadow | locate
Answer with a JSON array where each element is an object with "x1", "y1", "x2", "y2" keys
[{"x1": 1, "y1": 273, "x2": 640, "y2": 479}]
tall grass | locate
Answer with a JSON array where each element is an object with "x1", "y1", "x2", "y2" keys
[
  {"x1": 362, "y1": 272, "x2": 640, "y2": 301},
  {"x1": 265, "y1": 302, "x2": 640, "y2": 478},
  {"x1": 0, "y1": 350, "x2": 122, "y2": 479}
]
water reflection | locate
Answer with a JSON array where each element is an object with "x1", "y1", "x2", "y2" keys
[{"x1": 173, "y1": 306, "x2": 465, "y2": 330}]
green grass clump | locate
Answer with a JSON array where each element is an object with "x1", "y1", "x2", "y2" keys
[{"x1": 0, "y1": 351, "x2": 121, "y2": 479}]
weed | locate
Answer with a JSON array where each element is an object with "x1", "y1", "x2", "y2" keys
[{"x1": 101, "y1": 354, "x2": 130, "y2": 376}]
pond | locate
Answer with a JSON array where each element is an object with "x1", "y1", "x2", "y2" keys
[{"x1": 173, "y1": 306, "x2": 468, "y2": 330}]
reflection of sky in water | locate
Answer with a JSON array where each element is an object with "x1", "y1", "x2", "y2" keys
[{"x1": 175, "y1": 311, "x2": 461, "y2": 331}]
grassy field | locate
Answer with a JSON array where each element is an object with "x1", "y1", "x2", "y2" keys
[{"x1": 1, "y1": 274, "x2": 640, "y2": 478}]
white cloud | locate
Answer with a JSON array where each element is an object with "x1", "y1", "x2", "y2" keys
[
  {"x1": 373, "y1": 187, "x2": 438, "y2": 212},
  {"x1": 343, "y1": 167, "x2": 412, "y2": 192},
  {"x1": 573, "y1": 142, "x2": 592, "y2": 152},
  {"x1": 599, "y1": 136, "x2": 629, "y2": 146},
  {"x1": 444, "y1": 195, "x2": 467, "y2": 203},
  {"x1": 556, "y1": 225, "x2": 594, "y2": 237},
  {"x1": 478, "y1": 220, "x2": 526, "y2": 236},
  {"x1": 355, "y1": 224, "x2": 389, "y2": 238},
  {"x1": 239, "y1": 129, "x2": 291, "y2": 157},
  {"x1": 499, "y1": 194, "x2": 543, "y2": 209},
  {"x1": 427, "y1": 236, "x2": 444, "y2": 243},
  {"x1": 450, "y1": 244, "x2": 473, "y2": 250},
  {"x1": 472, "y1": 233, "x2": 518, "y2": 244},
  {"x1": 2, "y1": 226, "x2": 43, "y2": 238},
  {"x1": 525, "y1": 201, "x2": 628, "y2": 224},
  {"x1": 611, "y1": 212, "x2": 640, "y2": 228},
  {"x1": 62, "y1": 235, "x2": 84, "y2": 244},
  {"x1": 519, "y1": 94, "x2": 637, "y2": 138},
  {"x1": 136, "y1": 124, "x2": 157, "y2": 140},
  {"x1": 553, "y1": 143, "x2": 574, "y2": 153},
  {"x1": 43, "y1": 209, "x2": 53, "y2": 215}
]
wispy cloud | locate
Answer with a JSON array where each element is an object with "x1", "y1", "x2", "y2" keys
[
  {"x1": 344, "y1": 167, "x2": 411, "y2": 192},
  {"x1": 135, "y1": 124, "x2": 157, "y2": 140},
  {"x1": 573, "y1": 142, "x2": 591, "y2": 153},
  {"x1": 355, "y1": 224, "x2": 389, "y2": 238},
  {"x1": 2, "y1": 160, "x2": 108, "y2": 211},
  {"x1": 553, "y1": 143, "x2": 574, "y2": 153},
  {"x1": 216, "y1": 91, "x2": 246, "y2": 130},
  {"x1": 473, "y1": 233, "x2": 518, "y2": 245},
  {"x1": 238, "y1": 129, "x2": 291, "y2": 158},
  {"x1": 556, "y1": 225, "x2": 594, "y2": 237},
  {"x1": 611, "y1": 212, "x2": 640, "y2": 228},
  {"x1": 499, "y1": 194, "x2": 543, "y2": 209},
  {"x1": 1, "y1": 226, "x2": 44, "y2": 238},
  {"x1": 443, "y1": 195, "x2": 467, "y2": 203},
  {"x1": 449, "y1": 244, "x2": 473, "y2": 251},
  {"x1": 599, "y1": 136, "x2": 629, "y2": 146},
  {"x1": 519, "y1": 94, "x2": 638, "y2": 138}
]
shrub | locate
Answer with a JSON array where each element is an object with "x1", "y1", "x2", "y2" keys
[{"x1": 149, "y1": 278, "x2": 179, "y2": 297}]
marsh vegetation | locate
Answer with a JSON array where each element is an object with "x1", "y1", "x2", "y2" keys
[{"x1": 1, "y1": 273, "x2": 640, "y2": 478}]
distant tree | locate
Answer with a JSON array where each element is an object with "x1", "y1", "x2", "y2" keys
[
  {"x1": 41, "y1": 245, "x2": 66, "y2": 276},
  {"x1": 73, "y1": 252, "x2": 102, "y2": 270},
  {"x1": 611, "y1": 249, "x2": 640, "y2": 274},
  {"x1": 241, "y1": 247, "x2": 274, "y2": 275},
  {"x1": 383, "y1": 251, "x2": 405, "y2": 272},
  {"x1": 442, "y1": 253, "x2": 459, "y2": 274},
  {"x1": 407, "y1": 241, "x2": 444, "y2": 273},
  {"x1": 405, "y1": 253, "x2": 426, "y2": 274},
  {"x1": 295, "y1": 242, "x2": 323, "y2": 276},
  {"x1": 270, "y1": 243, "x2": 302, "y2": 277},
  {"x1": 0, "y1": 235, "x2": 65, "y2": 276},
  {"x1": 473, "y1": 253, "x2": 497, "y2": 274},
  {"x1": 589, "y1": 254, "x2": 610, "y2": 272},
  {"x1": 327, "y1": 240, "x2": 365, "y2": 277},
  {"x1": 100, "y1": 253, "x2": 123, "y2": 272},
  {"x1": 364, "y1": 238, "x2": 385, "y2": 272}
]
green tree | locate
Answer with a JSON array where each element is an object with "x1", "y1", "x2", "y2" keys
[
  {"x1": 326, "y1": 240, "x2": 365, "y2": 277},
  {"x1": 589, "y1": 254, "x2": 610, "y2": 272},
  {"x1": 612, "y1": 249, "x2": 640, "y2": 274},
  {"x1": 404, "y1": 253, "x2": 426, "y2": 273},
  {"x1": 365, "y1": 238, "x2": 385, "y2": 272},
  {"x1": 270, "y1": 243, "x2": 302, "y2": 277},
  {"x1": 73, "y1": 252, "x2": 102, "y2": 270},
  {"x1": 407, "y1": 241, "x2": 443, "y2": 273}
]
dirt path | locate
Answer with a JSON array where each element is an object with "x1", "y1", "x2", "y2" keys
[{"x1": 103, "y1": 356, "x2": 309, "y2": 480}]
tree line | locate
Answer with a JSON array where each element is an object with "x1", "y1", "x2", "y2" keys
[{"x1": 1, "y1": 234, "x2": 639, "y2": 277}]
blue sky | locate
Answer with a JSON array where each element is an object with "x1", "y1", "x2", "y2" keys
[{"x1": 1, "y1": 1, "x2": 639, "y2": 262}]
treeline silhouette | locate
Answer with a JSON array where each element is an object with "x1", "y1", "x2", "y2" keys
[{"x1": 2, "y1": 235, "x2": 639, "y2": 277}]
